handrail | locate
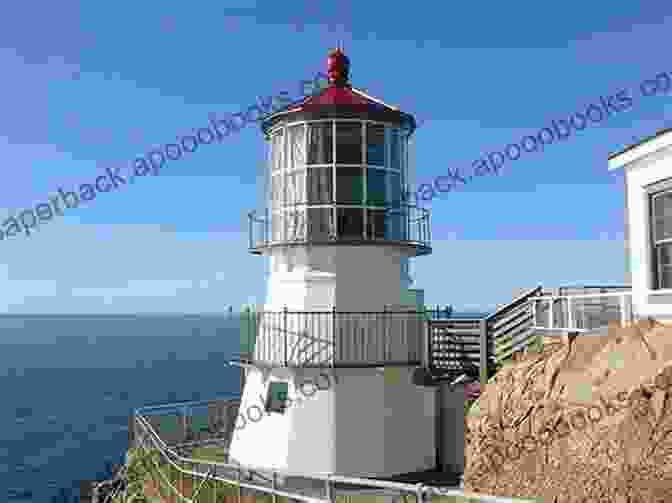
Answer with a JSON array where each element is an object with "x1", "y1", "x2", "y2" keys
[
  {"x1": 533, "y1": 291, "x2": 632, "y2": 300},
  {"x1": 530, "y1": 289, "x2": 633, "y2": 332},
  {"x1": 486, "y1": 285, "x2": 543, "y2": 322},
  {"x1": 135, "y1": 395, "x2": 240, "y2": 414},
  {"x1": 248, "y1": 203, "x2": 432, "y2": 256},
  {"x1": 132, "y1": 412, "x2": 536, "y2": 503},
  {"x1": 135, "y1": 415, "x2": 326, "y2": 503}
]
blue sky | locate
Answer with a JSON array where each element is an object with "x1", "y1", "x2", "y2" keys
[{"x1": 1, "y1": 2, "x2": 671, "y2": 313}]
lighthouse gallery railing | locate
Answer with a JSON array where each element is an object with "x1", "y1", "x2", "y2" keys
[
  {"x1": 247, "y1": 308, "x2": 427, "y2": 368},
  {"x1": 247, "y1": 203, "x2": 431, "y2": 256}
]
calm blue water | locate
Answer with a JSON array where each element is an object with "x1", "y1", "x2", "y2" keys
[
  {"x1": 1, "y1": 311, "x2": 488, "y2": 502},
  {"x1": 1, "y1": 314, "x2": 243, "y2": 503}
]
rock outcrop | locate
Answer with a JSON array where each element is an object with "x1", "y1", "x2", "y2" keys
[{"x1": 464, "y1": 320, "x2": 672, "y2": 502}]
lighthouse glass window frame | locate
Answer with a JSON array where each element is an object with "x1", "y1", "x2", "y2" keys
[
  {"x1": 270, "y1": 130, "x2": 285, "y2": 242},
  {"x1": 267, "y1": 119, "x2": 410, "y2": 244}
]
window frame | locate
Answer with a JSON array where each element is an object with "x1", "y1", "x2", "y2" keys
[{"x1": 646, "y1": 178, "x2": 672, "y2": 290}]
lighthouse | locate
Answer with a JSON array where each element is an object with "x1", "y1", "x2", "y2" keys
[{"x1": 230, "y1": 49, "x2": 436, "y2": 478}]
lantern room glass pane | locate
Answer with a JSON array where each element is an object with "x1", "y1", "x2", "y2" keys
[
  {"x1": 366, "y1": 168, "x2": 386, "y2": 207},
  {"x1": 307, "y1": 208, "x2": 332, "y2": 241},
  {"x1": 288, "y1": 124, "x2": 306, "y2": 168},
  {"x1": 271, "y1": 212, "x2": 284, "y2": 242},
  {"x1": 271, "y1": 173, "x2": 284, "y2": 210},
  {"x1": 387, "y1": 172, "x2": 402, "y2": 207},
  {"x1": 307, "y1": 167, "x2": 333, "y2": 204},
  {"x1": 285, "y1": 209, "x2": 306, "y2": 241},
  {"x1": 336, "y1": 122, "x2": 363, "y2": 164},
  {"x1": 336, "y1": 208, "x2": 364, "y2": 239},
  {"x1": 272, "y1": 130, "x2": 284, "y2": 172},
  {"x1": 367, "y1": 209, "x2": 387, "y2": 239},
  {"x1": 366, "y1": 124, "x2": 385, "y2": 166},
  {"x1": 336, "y1": 166, "x2": 364, "y2": 204},
  {"x1": 385, "y1": 208, "x2": 406, "y2": 241},
  {"x1": 390, "y1": 128, "x2": 401, "y2": 171},
  {"x1": 286, "y1": 169, "x2": 306, "y2": 206},
  {"x1": 307, "y1": 123, "x2": 333, "y2": 164}
]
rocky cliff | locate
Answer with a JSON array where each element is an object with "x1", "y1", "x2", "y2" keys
[{"x1": 464, "y1": 319, "x2": 672, "y2": 502}]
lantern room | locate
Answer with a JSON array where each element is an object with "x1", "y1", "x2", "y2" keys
[{"x1": 249, "y1": 48, "x2": 431, "y2": 257}]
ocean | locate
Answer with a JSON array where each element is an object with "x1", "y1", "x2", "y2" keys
[
  {"x1": 1, "y1": 314, "x2": 243, "y2": 503},
  {"x1": 1, "y1": 311, "x2": 489, "y2": 502}
]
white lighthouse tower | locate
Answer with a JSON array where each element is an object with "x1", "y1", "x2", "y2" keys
[{"x1": 230, "y1": 49, "x2": 436, "y2": 478}]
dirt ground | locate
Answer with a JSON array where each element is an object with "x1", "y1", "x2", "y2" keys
[{"x1": 464, "y1": 320, "x2": 672, "y2": 502}]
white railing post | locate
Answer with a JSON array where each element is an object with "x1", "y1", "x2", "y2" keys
[
  {"x1": 416, "y1": 484, "x2": 424, "y2": 503},
  {"x1": 548, "y1": 298, "x2": 553, "y2": 330},
  {"x1": 272, "y1": 471, "x2": 278, "y2": 503},
  {"x1": 183, "y1": 407, "x2": 188, "y2": 443},
  {"x1": 326, "y1": 475, "x2": 334, "y2": 503},
  {"x1": 620, "y1": 294, "x2": 632, "y2": 327},
  {"x1": 567, "y1": 296, "x2": 573, "y2": 332},
  {"x1": 531, "y1": 299, "x2": 537, "y2": 328}
]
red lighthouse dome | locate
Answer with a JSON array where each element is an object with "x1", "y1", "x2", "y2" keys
[{"x1": 261, "y1": 49, "x2": 416, "y2": 136}]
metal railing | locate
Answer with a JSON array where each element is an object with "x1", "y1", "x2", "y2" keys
[
  {"x1": 488, "y1": 286, "x2": 542, "y2": 369},
  {"x1": 248, "y1": 203, "x2": 432, "y2": 256},
  {"x1": 427, "y1": 285, "x2": 636, "y2": 384},
  {"x1": 531, "y1": 288, "x2": 633, "y2": 332},
  {"x1": 428, "y1": 286, "x2": 543, "y2": 384},
  {"x1": 247, "y1": 308, "x2": 426, "y2": 368},
  {"x1": 129, "y1": 396, "x2": 242, "y2": 450},
  {"x1": 131, "y1": 404, "x2": 537, "y2": 503},
  {"x1": 239, "y1": 285, "x2": 632, "y2": 382}
]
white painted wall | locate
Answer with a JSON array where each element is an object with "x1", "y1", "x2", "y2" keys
[
  {"x1": 238, "y1": 237, "x2": 434, "y2": 476},
  {"x1": 266, "y1": 246, "x2": 410, "y2": 311},
  {"x1": 285, "y1": 369, "x2": 337, "y2": 474},
  {"x1": 256, "y1": 245, "x2": 424, "y2": 366},
  {"x1": 620, "y1": 146, "x2": 672, "y2": 319},
  {"x1": 229, "y1": 367, "x2": 292, "y2": 470},
  {"x1": 229, "y1": 366, "x2": 436, "y2": 478},
  {"x1": 332, "y1": 367, "x2": 436, "y2": 477},
  {"x1": 229, "y1": 367, "x2": 338, "y2": 473}
]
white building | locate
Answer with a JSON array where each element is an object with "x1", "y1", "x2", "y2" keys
[
  {"x1": 229, "y1": 49, "x2": 441, "y2": 478},
  {"x1": 609, "y1": 129, "x2": 672, "y2": 321}
]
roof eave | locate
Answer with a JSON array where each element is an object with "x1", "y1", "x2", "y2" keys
[{"x1": 608, "y1": 128, "x2": 672, "y2": 171}]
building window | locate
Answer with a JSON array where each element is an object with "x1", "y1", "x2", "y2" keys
[
  {"x1": 652, "y1": 189, "x2": 672, "y2": 289},
  {"x1": 265, "y1": 381, "x2": 289, "y2": 414}
]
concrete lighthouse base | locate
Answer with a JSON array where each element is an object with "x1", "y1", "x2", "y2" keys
[{"x1": 229, "y1": 365, "x2": 436, "y2": 477}]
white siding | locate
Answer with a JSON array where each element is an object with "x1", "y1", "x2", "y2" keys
[{"x1": 619, "y1": 145, "x2": 672, "y2": 319}]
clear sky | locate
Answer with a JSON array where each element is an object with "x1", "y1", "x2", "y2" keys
[{"x1": 1, "y1": 2, "x2": 670, "y2": 313}]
